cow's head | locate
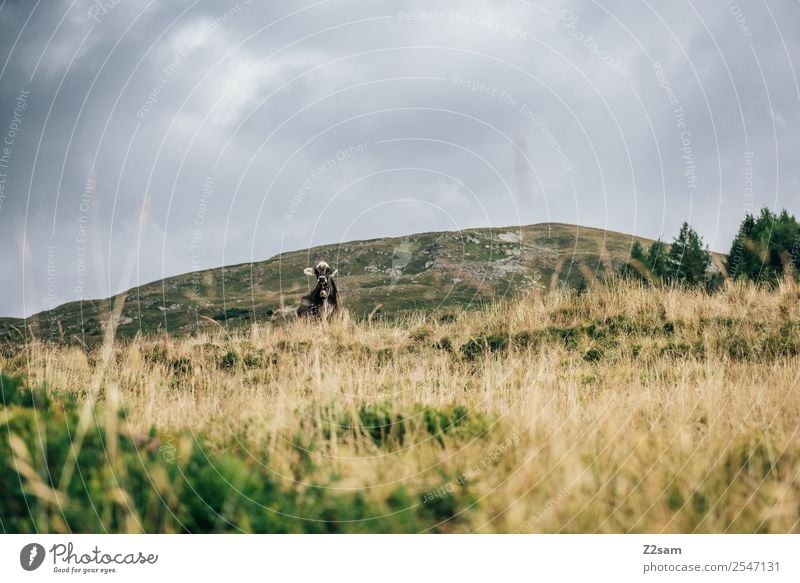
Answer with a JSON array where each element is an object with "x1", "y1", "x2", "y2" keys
[{"x1": 303, "y1": 261, "x2": 338, "y2": 298}]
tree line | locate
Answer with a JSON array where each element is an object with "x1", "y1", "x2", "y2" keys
[{"x1": 619, "y1": 208, "x2": 800, "y2": 289}]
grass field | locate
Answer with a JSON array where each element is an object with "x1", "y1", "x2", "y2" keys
[{"x1": 2, "y1": 278, "x2": 800, "y2": 533}]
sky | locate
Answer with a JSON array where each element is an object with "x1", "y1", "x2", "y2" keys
[{"x1": 0, "y1": 0, "x2": 798, "y2": 317}]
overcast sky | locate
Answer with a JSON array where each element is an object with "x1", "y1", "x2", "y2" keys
[{"x1": 0, "y1": 0, "x2": 798, "y2": 317}]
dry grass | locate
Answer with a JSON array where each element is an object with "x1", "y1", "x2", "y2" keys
[{"x1": 3, "y1": 279, "x2": 800, "y2": 533}]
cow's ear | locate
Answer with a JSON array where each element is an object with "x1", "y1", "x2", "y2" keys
[
  {"x1": 303, "y1": 267, "x2": 315, "y2": 276},
  {"x1": 331, "y1": 269, "x2": 338, "y2": 278}
]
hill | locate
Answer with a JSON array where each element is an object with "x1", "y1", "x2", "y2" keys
[{"x1": 0, "y1": 222, "x2": 724, "y2": 345}]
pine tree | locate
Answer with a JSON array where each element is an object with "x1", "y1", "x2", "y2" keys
[
  {"x1": 727, "y1": 213, "x2": 757, "y2": 280},
  {"x1": 726, "y1": 208, "x2": 800, "y2": 283},
  {"x1": 619, "y1": 241, "x2": 649, "y2": 281},
  {"x1": 619, "y1": 224, "x2": 712, "y2": 288},
  {"x1": 646, "y1": 240, "x2": 670, "y2": 282},
  {"x1": 667, "y1": 222, "x2": 710, "y2": 286}
]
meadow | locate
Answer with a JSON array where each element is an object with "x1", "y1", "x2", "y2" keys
[{"x1": 2, "y1": 279, "x2": 800, "y2": 533}]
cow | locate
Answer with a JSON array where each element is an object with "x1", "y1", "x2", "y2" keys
[{"x1": 297, "y1": 260, "x2": 339, "y2": 319}]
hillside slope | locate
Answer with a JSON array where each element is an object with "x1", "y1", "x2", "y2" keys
[{"x1": 0, "y1": 223, "x2": 723, "y2": 345}]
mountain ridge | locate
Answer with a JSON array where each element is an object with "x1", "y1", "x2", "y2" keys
[{"x1": 0, "y1": 222, "x2": 726, "y2": 346}]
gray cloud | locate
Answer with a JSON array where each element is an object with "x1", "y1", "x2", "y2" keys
[{"x1": 0, "y1": 0, "x2": 798, "y2": 316}]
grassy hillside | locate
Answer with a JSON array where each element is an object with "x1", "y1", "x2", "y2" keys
[
  {"x1": 2, "y1": 223, "x2": 723, "y2": 346},
  {"x1": 2, "y1": 279, "x2": 798, "y2": 533}
]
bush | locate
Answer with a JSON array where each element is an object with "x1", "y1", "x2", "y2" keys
[
  {"x1": 212, "y1": 307, "x2": 251, "y2": 321},
  {"x1": 0, "y1": 375, "x2": 478, "y2": 533},
  {"x1": 219, "y1": 350, "x2": 238, "y2": 369},
  {"x1": 312, "y1": 401, "x2": 489, "y2": 448},
  {"x1": 583, "y1": 346, "x2": 605, "y2": 363},
  {"x1": 716, "y1": 321, "x2": 800, "y2": 361},
  {"x1": 459, "y1": 334, "x2": 509, "y2": 360}
]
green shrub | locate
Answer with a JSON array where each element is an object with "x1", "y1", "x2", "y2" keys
[
  {"x1": 459, "y1": 333, "x2": 509, "y2": 360},
  {"x1": 583, "y1": 346, "x2": 605, "y2": 363},
  {"x1": 311, "y1": 402, "x2": 489, "y2": 448},
  {"x1": 762, "y1": 321, "x2": 800, "y2": 358},
  {"x1": 0, "y1": 373, "x2": 25, "y2": 405},
  {"x1": 717, "y1": 321, "x2": 800, "y2": 361},
  {"x1": 212, "y1": 307, "x2": 251, "y2": 321},
  {"x1": 0, "y1": 376, "x2": 478, "y2": 533},
  {"x1": 721, "y1": 333, "x2": 752, "y2": 360},
  {"x1": 219, "y1": 350, "x2": 238, "y2": 369},
  {"x1": 546, "y1": 326, "x2": 581, "y2": 349}
]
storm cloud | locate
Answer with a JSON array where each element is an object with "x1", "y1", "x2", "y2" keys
[{"x1": 0, "y1": 0, "x2": 798, "y2": 317}]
